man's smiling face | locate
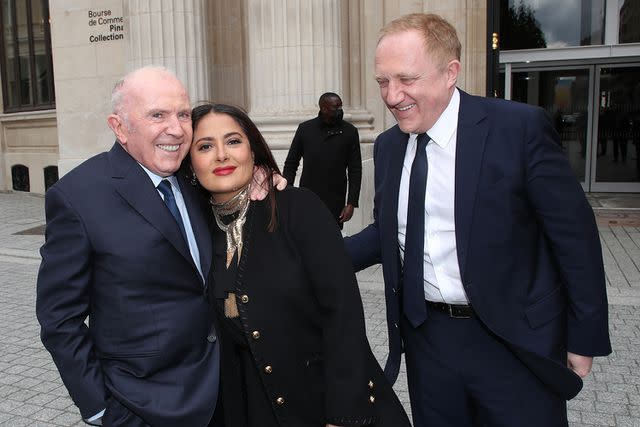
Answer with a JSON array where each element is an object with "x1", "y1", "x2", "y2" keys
[{"x1": 375, "y1": 29, "x2": 457, "y2": 134}]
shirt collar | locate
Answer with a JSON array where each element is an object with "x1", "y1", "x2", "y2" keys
[
  {"x1": 138, "y1": 163, "x2": 178, "y2": 189},
  {"x1": 411, "y1": 88, "x2": 460, "y2": 148}
]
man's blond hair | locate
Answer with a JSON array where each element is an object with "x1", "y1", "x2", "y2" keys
[{"x1": 378, "y1": 13, "x2": 461, "y2": 70}]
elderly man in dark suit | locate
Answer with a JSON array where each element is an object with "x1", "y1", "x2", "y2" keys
[
  {"x1": 346, "y1": 13, "x2": 611, "y2": 427},
  {"x1": 37, "y1": 66, "x2": 229, "y2": 426}
]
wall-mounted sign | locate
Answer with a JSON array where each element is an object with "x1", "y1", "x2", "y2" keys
[{"x1": 88, "y1": 9, "x2": 124, "y2": 43}]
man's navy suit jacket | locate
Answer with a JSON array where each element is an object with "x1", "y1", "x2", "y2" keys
[
  {"x1": 346, "y1": 90, "x2": 611, "y2": 400},
  {"x1": 36, "y1": 142, "x2": 219, "y2": 426}
]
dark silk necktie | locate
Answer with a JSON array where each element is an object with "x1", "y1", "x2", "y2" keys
[
  {"x1": 403, "y1": 133, "x2": 429, "y2": 327},
  {"x1": 157, "y1": 179, "x2": 188, "y2": 243}
]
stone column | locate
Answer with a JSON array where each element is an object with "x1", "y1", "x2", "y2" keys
[
  {"x1": 422, "y1": 0, "x2": 487, "y2": 96},
  {"x1": 245, "y1": 0, "x2": 343, "y2": 149},
  {"x1": 125, "y1": 0, "x2": 208, "y2": 103}
]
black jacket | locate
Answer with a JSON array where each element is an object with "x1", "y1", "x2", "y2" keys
[
  {"x1": 210, "y1": 188, "x2": 410, "y2": 427},
  {"x1": 283, "y1": 116, "x2": 362, "y2": 220}
]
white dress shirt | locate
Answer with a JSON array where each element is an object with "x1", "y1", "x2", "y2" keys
[{"x1": 397, "y1": 88, "x2": 468, "y2": 304}]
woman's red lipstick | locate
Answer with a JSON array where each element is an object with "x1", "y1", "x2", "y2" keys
[{"x1": 213, "y1": 166, "x2": 236, "y2": 176}]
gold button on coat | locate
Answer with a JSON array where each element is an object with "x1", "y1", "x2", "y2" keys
[
  {"x1": 251, "y1": 330, "x2": 260, "y2": 339},
  {"x1": 368, "y1": 380, "x2": 374, "y2": 389},
  {"x1": 369, "y1": 395, "x2": 375, "y2": 403},
  {"x1": 264, "y1": 365, "x2": 273, "y2": 374},
  {"x1": 276, "y1": 397, "x2": 285, "y2": 405},
  {"x1": 240, "y1": 295, "x2": 249, "y2": 303}
]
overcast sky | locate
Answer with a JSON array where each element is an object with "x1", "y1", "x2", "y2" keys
[{"x1": 510, "y1": 0, "x2": 605, "y2": 47}]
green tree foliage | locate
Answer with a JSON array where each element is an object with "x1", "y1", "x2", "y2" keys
[{"x1": 500, "y1": 0, "x2": 547, "y2": 50}]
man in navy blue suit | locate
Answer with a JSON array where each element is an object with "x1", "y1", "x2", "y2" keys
[
  {"x1": 346, "y1": 14, "x2": 611, "y2": 427},
  {"x1": 36, "y1": 66, "x2": 285, "y2": 426}
]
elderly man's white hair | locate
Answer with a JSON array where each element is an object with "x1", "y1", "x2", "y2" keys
[{"x1": 110, "y1": 65, "x2": 181, "y2": 126}]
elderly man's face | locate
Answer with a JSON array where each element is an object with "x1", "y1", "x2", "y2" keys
[{"x1": 111, "y1": 70, "x2": 192, "y2": 177}]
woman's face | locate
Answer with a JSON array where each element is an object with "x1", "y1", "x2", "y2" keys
[{"x1": 190, "y1": 112, "x2": 254, "y2": 203}]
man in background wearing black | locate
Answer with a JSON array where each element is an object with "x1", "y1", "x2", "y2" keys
[{"x1": 283, "y1": 92, "x2": 362, "y2": 229}]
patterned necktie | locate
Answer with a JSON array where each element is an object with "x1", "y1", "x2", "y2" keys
[
  {"x1": 403, "y1": 133, "x2": 429, "y2": 327},
  {"x1": 157, "y1": 179, "x2": 188, "y2": 243}
]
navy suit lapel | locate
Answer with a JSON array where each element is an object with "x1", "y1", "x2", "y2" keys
[
  {"x1": 178, "y1": 174, "x2": 212, "y2": 282},
  {"x1": 455, "y1": 91, "x2": 489, "y2": 280},
  {"x1": 107, "y1": 143, "x2": 196, "y2": 272},
  {"x1": 382, "y1": 126, "x2": 409, "y2": 282}
]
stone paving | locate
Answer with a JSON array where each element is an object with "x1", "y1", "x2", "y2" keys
[{"x1": 0, "y1": 191, "x2": 639, "y2": 426}]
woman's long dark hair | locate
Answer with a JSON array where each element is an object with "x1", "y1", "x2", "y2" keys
[{"x1": 190, "y1": 103, "x2": 281, "y2": 231}]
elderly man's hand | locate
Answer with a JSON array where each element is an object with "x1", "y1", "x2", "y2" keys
[{"x1": 250, "y1": 166, "x2": 288, "y2": 200}]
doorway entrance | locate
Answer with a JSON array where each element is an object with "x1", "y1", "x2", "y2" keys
[{"x1": 508, "y1": 63, "x2": 640, "y2": 192}]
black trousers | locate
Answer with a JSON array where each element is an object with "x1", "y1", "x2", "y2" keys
[{"x1": 401, "y1": 308, "x2": 567, "y2": 427}]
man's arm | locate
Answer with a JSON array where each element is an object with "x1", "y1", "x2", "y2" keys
[
  {"x1": 36, "y1": 186, "x2": 107, "y2": 419},
  {"x1": 339, "y1": 128, "x2": 363, "y2": 224},
  {"x1": 524, "y1": 107, "x2": 611, "y2": 365},
  {"x1": 344, "y1": 132, "x2": 382, "y2": 270},
  {"x1": 346, "y1": 128, "x2": 362, "y2": 210},
  {"x1": 282, "y1": 126, "x2": 304, "y2": 185}
]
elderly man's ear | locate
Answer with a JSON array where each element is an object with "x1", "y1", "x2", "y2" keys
[{"x1": 107, "y1": 114, "x2": 128, "y2": 145}]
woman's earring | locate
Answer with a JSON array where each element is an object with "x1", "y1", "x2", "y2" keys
[{"x1": 189, "y1": 170, "x2": 198, "y2": 186}]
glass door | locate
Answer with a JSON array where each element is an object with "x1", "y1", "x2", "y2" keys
[
  {"x1": 510, "y1": 67, "x2": 593, "y2": 188},
  {"x1": 590, "y1": 64, "x2": 640, "y2": 191}
]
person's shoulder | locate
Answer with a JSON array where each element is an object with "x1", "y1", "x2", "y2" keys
[
  {"x1": 272, "y1": 187, "x2": 336, "y2": 233},
  {"x1": 298, "y1": 116, "x2": 321, "y2": 130},
  {"x1": 374, "y1": 124, "x2": 404, "y2": 147},
  {"x1": 275, "y1": 186, "x2": 321, "y2": 209},
  {"x1": 462, "y1": 91, "x2": 542, "y2": 118},
  {"x1": 51, "y1": 151, "x2": 110, "y2": 193},
  {"x1": 341, "y1": 119, "x2": 358, "y2": 132}
]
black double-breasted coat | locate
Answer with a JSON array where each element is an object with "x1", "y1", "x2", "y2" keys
[{"x1": 208, "y1": 188, "x2": 410, "y2": 427}]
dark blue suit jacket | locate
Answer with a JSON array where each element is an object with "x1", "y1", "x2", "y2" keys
[
  {"x1": 346, "y1": 90, "x2": 611, "y2": 400},
  {"x1": 36, "y1": 143, "x2": 220, "y2": 426}
]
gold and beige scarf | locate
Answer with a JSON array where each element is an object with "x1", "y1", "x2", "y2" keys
[{"x1": 210, "y1": 186, "x2": 250, "y2": 318}]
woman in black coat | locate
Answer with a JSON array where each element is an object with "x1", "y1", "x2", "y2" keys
[{"x1": 188, "y1": 103, "x2": 411, "y2": 427}]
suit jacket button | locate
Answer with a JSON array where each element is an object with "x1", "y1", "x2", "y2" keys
[
  {"x1": 241, "y1": 294, "x2": 249, "y2": 303},
  {"x1": 369, "y1": 395, "x2": 375, "y2": 403},
  {"x1": 276, "y1": 397, "x2": 285, "y2": 405},
  {"x1": 207, "y1": 334, "x2": 217, "y2": 343},
  {"x1": 251, "y1": 330, "x2": 261, "y2": 339},
  {"x1": 264, "y1": 365, "x2": 273, "y2": 374}
]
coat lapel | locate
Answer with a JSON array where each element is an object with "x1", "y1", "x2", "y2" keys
[
  {"x1": 454, "y1": 91, "x2": 489, "y2": 280},
  {"x1": 381, "y1": 126, "x2": 409, "y2": 282},
  {"x1": 107, "y1": 143, "x2": 196, "y2": 272},
  {"x1": 178, "y1": 174, "x2": 213, "y2": 282}
]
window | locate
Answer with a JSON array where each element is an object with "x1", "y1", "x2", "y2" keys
[
  {"x1": 619, "y1": 0, "x2": 640, "y2": 44},
  {"x1": 500, "y1": 0, "x2": 605, "y2": 50},
  {"x1": 44, "y1": 165, "x2": 58, "y2": 190},
  {"x1": 0, "y1": 0, "x2": 55, "y2": 112},
  {"x1": 11, "y1": 164, "x2": 29, "y2": 191}
]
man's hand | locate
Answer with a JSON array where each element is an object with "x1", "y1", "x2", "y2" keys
[
  {"x1": 338, "y1": 204, "x2": 354, "y2": 223},
  {"x1": 250, "y1": 166, "x2": 288, "y2": 201},
  {"x1": 567, "y1": 352, "x2": 593, "y2": 378}
]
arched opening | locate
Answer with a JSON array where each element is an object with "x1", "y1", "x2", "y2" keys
[
  {"x1": 11, "y1": 164, "x2": 30, "y2": 192},
  {"x1": 44, "y1": 165, "x2": 59, "y2": 190}
]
